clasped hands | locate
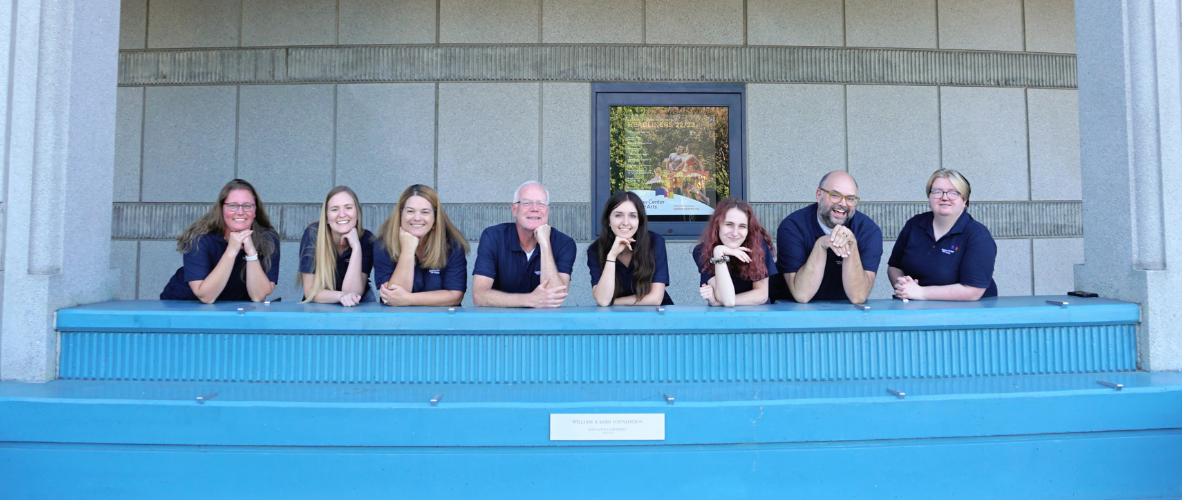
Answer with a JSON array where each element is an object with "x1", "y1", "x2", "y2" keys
[
  {"x1": 227, "y1": 229, "x2": 258, "y2": 256},
  {"x1": 815, "y1": 225, "x2": 857, "y2": 259},
  {"x1": 893, "y1": 275, "x2": 923, "y2": 300}
]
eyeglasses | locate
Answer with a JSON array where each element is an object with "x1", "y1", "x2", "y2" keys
[
  {"x1": 224, "y1": 203, "x2": 256, "y2": 213},
  {"x1": 820, "y1": 188, "x2": 860, "y2": 205},
  {"x1": 929, "y1": 189, "x2": 962, "y2": 200},
  {"x1": 514, "y1": 199, "x2": 550, "y2": 209}
]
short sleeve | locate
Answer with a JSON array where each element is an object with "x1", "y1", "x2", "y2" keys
[
  {"x1": 887, "y1": 218, "x2": 915, "y2": 269},
  {"x1": 856, "y1": 221, "x2": 884, "y2": 273},
  {"x1": 776, "y1": 218, "x2": 810, "y2": 275},
  {"x1": 587, "y1": 243, "x2": 603, "y2": 286},
  {"x1": 298, "y1": 225, "x2": 317, "y2": 274},
  {"x1": 958, "y1": 223, "x2": 997, "y2": 289},
  {"x1": 359, "y1": 230, "x2": 376, "y2": 276},
  {"x1": 181, "y1": 234, "x2": 217, "y2": 282},
  {"x1": 553, "y1": 232, "x2": 577, "y2": 276},
  {"x1": 472, "y1": 227, "x2": 499, "y2": 279},
  {"x1": 372, "y1": 239, "x2": 394, "y2": 287},
  {"x1": 442, "y1": 240, "x2": 469, "y2": 292},
  {"x1": 264, "y1": 231, "x2": 282, "y2": 283},
  {"x1": 692, "y1": 244, "x2": 712, "y2": 285},
  {"x1": 651, "y1": 233, "x2": 671, "y2": 285}
]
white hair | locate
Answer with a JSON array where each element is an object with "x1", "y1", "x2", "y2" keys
[{"x1": 512, "y1": 180, "x2": 550, "y2": 204}]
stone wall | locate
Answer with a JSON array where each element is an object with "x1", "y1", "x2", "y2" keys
[{"x1": 111, "y1": 0, "x2": 1081, "y2": 306}]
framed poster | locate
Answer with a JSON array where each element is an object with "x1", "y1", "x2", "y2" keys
[{"x1": 592, "y1": 83, "x2": 746, "y2": 239}]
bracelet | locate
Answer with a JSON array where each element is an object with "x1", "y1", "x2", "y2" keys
[
  {"x1": 605, "y1": 259, "x2": 616, "y2": 264},
  {"x1": 243, "y1": 253, "x2": 259, "y2": 262},
  {"x1": 709, "y1": 255, "x2": 730, "y2": 265}
]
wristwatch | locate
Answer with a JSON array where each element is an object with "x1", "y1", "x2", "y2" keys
[
  {"x1": 709, "y1": 255, "x2": 730, "y2": 265},
  {"x1": 243, "y1": 253, "x2": 259, "y2": 261}
]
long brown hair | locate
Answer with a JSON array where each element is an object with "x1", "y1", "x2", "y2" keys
[
  {"x1": 377, "y1": 184, "x2": 468, "y2": 269},
  {"x1": 301, "y1": 186, "x2": 364, "y2": 302},
  {"x1": 594, "y1": 191, "x2": 656, "y2": 300},
  {"x1": 177, "y1": 179, "x2": 276, "y2": 274},
  {"x1": 696, "y1": 197, "x2": 772, "y2": 282}
]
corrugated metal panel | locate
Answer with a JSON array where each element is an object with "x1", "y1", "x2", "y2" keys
[
  {"x1": 59, "y1": 325, "x2": 1135, "y2": 384},
  {"x1": 752, "y1": 201, "x2": 1083, "y2": 239},
  {"x1": 119, "y1": 45, "x2": 1077, "y2": 88}
]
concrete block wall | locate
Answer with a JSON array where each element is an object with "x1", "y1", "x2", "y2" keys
[{"x1": 112, "y1": 0, "x2": 1081, "y2": 305}]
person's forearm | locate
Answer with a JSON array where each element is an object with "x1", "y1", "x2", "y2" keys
[
  {"x1": 340, "y1": 254, "x2": 366, "y2": 296},
  {"x1": 194, "y1": 250, "x2": 239, "y2": 303},
  {"x1": 592, "y1": 264, "x2": 617, "y2": 306},
  {"x1": 244, "y1": 260, "x2": 274, "y2": 302},
  {"x1": 631, "y1": 284, "x2": 666, "y2": 306},
  {"x1": 733, "y1": 279, "x2": 769, "y2": 305},
  {"x1": 887, "y1": 266, "x2": 905, "y2": 284},
  {"x1": 473, "y1": 286, "x2": 529, "y2": 307},
  {"x1": 406, "y1": 289, "x2": 464, "y2": 306},
  {"x1": 916, "y1": 284, "x2": 985, "y2": 301},
  {"x1": 310, "y1": 289, "x2": 345, "y2": 304},
  {"x1": 391, "y1": 253, "x2": 415, "y2": 290},
  {"x1": 789, "y1": 245, "x2": 828, "y2": 303},
  {"x1": 841, "y1": 247, "x2": 871, "y2": 304},
  {"x1": 538, "y1": 242, "x2": 561, "y2": 288},
  {"x1": 712, "y1": 265, "x2": 737, "y2": 307}
]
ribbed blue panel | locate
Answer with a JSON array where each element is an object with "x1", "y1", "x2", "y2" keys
[{"x1": 59, "y1": 326, "x2": 1136, "y2": 384}]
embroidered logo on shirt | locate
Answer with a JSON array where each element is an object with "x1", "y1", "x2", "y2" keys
[
  {"x1": 535, "y1": 270, "x2": 541, "y2": 275},
  {"x1": 429, "y1": 269, "x2": 441, "y2": 274},
  {"x1": 941, "y1": 245, "x2": 958, "y2": 255}
]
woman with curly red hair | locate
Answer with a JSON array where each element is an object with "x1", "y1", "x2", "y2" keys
[{"x1": 692, "y1": 198, "x2": 777, "y2": 306}]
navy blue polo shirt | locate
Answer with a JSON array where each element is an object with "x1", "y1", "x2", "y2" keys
[
  {"x1": 888, "y1": 211, "x2": 997, "y2": 297},
  {"x1": 160, "y1": 231, "x2": 282, "y2": 301},
  {"x1": 692, "y1": 240, "x2": 778, "y2": 299},
  {"x1": 775, "y1": 204, "x2": 883, "y2": 302},
  {"x1": 473, "y1": 223, "x2": 577, "y2": 293},
  {"x1": 298, "y1": 225, "x2": 376, "y2": 302},
  {"x1": 587, "y1": 231, "x2": 674, "y2": 305},
  {"x1": 372, "y1": 237, "x2": 468, "y2": 293}
]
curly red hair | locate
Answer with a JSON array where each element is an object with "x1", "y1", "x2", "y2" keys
[{"x1": 697, "y1": 198, "x2": 772, "y2": 282}]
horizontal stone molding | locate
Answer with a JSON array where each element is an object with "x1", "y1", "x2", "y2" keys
[
  {"x1": 119, "y1": 45, "x2": 1077, "y2": 88},
  {"x1": 113, "y1": 201, "x2": 1081, "y2": 241}
]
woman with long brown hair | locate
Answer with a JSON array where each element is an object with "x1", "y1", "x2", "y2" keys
[
  {"x1": 299, "y1": 186, "x2": 375, "y2": 306},
  {"x1": 693, "y1": 197, "x2": 777, "y2": 307},
  {"x1": 588, "y1": 190, "x2": 673, "y2": 306},
  {"x1": 373, "y1": 184, "x2": 469, "y2": 307},
  {"x1": 160, "y1": 179, "x2": 280, "y2": 303}
]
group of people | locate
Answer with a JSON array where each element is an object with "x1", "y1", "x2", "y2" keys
[{"x1": 160, "y1": 168, "x2": 997, "y2": 307}]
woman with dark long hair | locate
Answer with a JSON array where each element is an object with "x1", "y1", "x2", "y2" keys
[
  {"x1": 160, "y1": 179, "x2": 280, "y2": 303},
  {"x1": 373, "y1": 184, "x2": 470, "y2": 307},
  {"x1": 588, "y1": 191, "x2": 673, "y2": 306},
  {"x1": 299, "y1": 185, "x2": 375, "y2": 306},
  {"x1": 693, "y1": 198, "x2": 777, "y2": 306}
]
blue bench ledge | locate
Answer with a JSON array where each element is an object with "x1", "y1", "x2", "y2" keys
[{"x1": 55, "y1": 296, "x2": 1139, "y2": 384}]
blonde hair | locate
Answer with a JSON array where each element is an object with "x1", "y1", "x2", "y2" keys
[
  {"x1": 926, "y1": 168, "x2": 972, "y2": 205},
  {"x1": 301, "y1": 186, "x2": 364, "y2": 303},
  {"x1": 177, "y1": 179, "x2": 276, "y2": 275},
  {"x1": 378, "y1": 184, "x2": 469, "y2": 270}
]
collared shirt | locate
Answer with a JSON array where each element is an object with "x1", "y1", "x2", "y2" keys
[
  {"x1": 298, "y1": 224, "x2": 376, "y2": 302},
  {"x1": 472, "y1": 222, "x2": 577, "y2": 294},
  {"x1": 888, "y1": 211, "x2": 998, "y2": 297},
  {"x1": 775, "y1": 204, "x2": 883, "y2": 302},
  {"x1": 160, "y1": 231, "x2": 282, "y2": 301},
  {"x1": 372, "y1": 237, "x2": 468, "y2": 293},
  {"x1": 692, "y1": 240, "x2": 778, "y2": 301},
  {"x1": 587, "y1": 231, "x2": 674, "y2": 305}
]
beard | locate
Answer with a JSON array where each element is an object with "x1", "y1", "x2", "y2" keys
[{"x1": 819, "y1": 203, "x2": 853, "y2": 229}]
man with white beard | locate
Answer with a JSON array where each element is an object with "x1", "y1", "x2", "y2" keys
[{"x1": 774, "y1": 171, "x2": 882, "y2": 304}]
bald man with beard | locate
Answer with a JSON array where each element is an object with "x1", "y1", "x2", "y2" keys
[{"x1": 774, "y1": 171, "x2": 882, "y2": 304}]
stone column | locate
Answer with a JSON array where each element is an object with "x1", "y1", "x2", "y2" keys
[
  {"x1": 1075, "y1": 0, "x2": 1182, "y2": 370},
  {"x1": 0, "y1": 0, "x2": 121, "y2": 382}
]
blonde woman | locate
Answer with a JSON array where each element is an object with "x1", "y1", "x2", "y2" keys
[
  {"x1": 373, "y1": 184, "x2": 470, "y2": 307},
  {"x1": 160, "y1": 179, "x2": 280, "y2": 303},
  {"x1": 888, "y1": 169, "x2": 997, "y2": 301},
  {"x1": 299, "y1": 186, "x2": 375, "y2": 306}
]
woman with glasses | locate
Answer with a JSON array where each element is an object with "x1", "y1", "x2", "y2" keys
[
  {"x1": 888, "y1": 169, "x2": 997, "y2": 300},
  {"x1": 298, "y1": 186, "x2": 375, "y2": 306},
  {"x1": 588, "y1": 190, "x2": 674, "y2": 306},
  {"x1": 693, "y1": 197, "x2": 777, "y2": 306},
  {"x1": 160, "y1": 179, "x2": 281, "y2": 303},
  {"x1": 373, "y1": 184, "x2": 469, "y2": 307}
]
